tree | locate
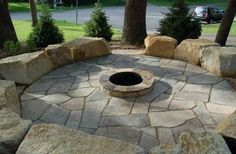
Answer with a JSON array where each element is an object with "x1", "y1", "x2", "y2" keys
[
  {"x1": 29, "y1": 0, "x2": 38, "y2": 27},
  {"x1": 215, "y1": 0, "x2": 236, "y2": 46},
  {"x1": 122, "y1": 0, "x2": 147, "y2": 44},
  {"x1": 0, "y1": 0, "x2": 18, "y2": 48},
  {"x1": 27, "y1": 4, "x2": 64, "y2": 48},
  {"x1": 158, "y1": 0, "x2": 201, "y2": 44},
  {"x1": 84, "y1": 1, "x2": 113, "y2": 41}
]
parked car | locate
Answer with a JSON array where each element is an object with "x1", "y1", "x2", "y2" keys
[{"x1": 192, "y1": 6, "x2": 224, "y2": 24}]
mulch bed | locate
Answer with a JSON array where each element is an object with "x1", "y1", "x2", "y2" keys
[{"x1": 109, "y1": 40, "x2": 144, "y2": 50}]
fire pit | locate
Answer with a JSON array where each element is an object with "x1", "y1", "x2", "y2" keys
[{"x1": 99, "y1": 68, "x2": 154, "y2": 97}]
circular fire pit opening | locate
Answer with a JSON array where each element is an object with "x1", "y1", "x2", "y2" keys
[
  {"x1": 109, "y1": 72, "x2": 143, "y2": 86},
  {"x1": 100, "y1": 68, "x2": 154, "y2": 98}
]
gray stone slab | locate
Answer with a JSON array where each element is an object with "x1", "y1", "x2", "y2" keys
[
  {"x1": 20, "y1": 91, "x2": 46, "y2": 101},
  {"x1": 85, "y1": 89, "x2": 108, "y2": 101},
  {"x1": 182, "y1": 83, "x2": 211, "y2": 94},
  {"x1": 40, "y1": 105, "x2": 70, "y2": 125},
  {"x1": 149, "y1": 110, "x2": 196, "y2": 127},
  {"x1": 140, "y1": 127, "x2": 157, "y2": 138},
  {"x1": 22, "y1": 99, "x2": 50, "y2": 121},
  {"x1": 95, "y1": 126, "x2": 142, "y2": 144},
  {"x1": 169, "y1": 99, "x2": 196, "y2": 110},
  {"x1": 60, "y1": 98, "x2": 84, "y2": 110},
  {"x1": 80, "y1": 112, "x2": 101, "y2": 128},
  {"x1": 139, "y1": 133, "x2": 158, "y2": 152},
  {"x1": 40, "y1": 93, "x2": 71, "y2": 104},
  {"x1": 172, "y1": 119, "x2": 204, "y2": 141},
  {"x1": 89, "y1": 79, "x2": 101, "y2": 87},
  {"x1": 67, "y1": 87, "x2": 95, "y2": 98},
  {"x1": 193, "y1": 102, "x2": 215, "y2": 125},
  {"x1": 65, "y1": 110, "x2": 82, "y2": 129},
  {"x1": 131, "y1": 99, "x2": 149, "y2": 114},
  {"x1": 166, "y1": 81, "x2": 185, "y2": 94},
  {"x1": 84, "y1": 99, "x2": 108, "y2": 113},
  {"x1": 184, "y1": 63, "x2": 207, "y2": 77},
  {"x1": 25, "y1": 78, "x2": 56, "y2": 92},
  {"x1": 158, "y1": 128, "x2": 176, "y2": 145},
  {"x1": 174, "y1": 91, "x2": 209, "y2": 102},
  {"x1": 100, "y1": 114, "x2": 149, "y2": 127},
  {"x1": 150, "y1": 94, "x2": 173, "y2": 109},
  {"x1": 70, "y1": 81, "x2": 91, "y2": 90},
  {"x1": 210, "y1": 113, "x2": 228, "y2": 124},
  {"x1": 47, "y1": 81, "x2": 73, "y2": 94},
  {"x1": 139, "y1": 82, "x2": 170, "y2": 102},
  {"x1": 210, "y1": 80, "x2": 236, "y2": 107},
  {"x1": 187, "y1": 72, "x2": 222, "y2": 85},
  {"x1": 103, "y1": 97, "x2": 134, "y2": 116},
  {"x1": 206, "y1": 103, "x2": 236, "y2": 114}
]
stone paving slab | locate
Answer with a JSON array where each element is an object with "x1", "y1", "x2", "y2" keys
[{"x1": 20, "y1": 53, "x2": 236, "y2": 150}]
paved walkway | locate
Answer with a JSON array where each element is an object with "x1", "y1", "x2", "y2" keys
[{"x1": 20, "y1": 50, "x2": 236, "y2": 152}]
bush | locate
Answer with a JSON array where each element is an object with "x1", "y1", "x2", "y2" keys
[
  {"x1": 27, "y1": 4, "x2": 64, "y2": 48},
  {"x1": 84, "y1": 2, "x2": 113, "y2": 41},
  {"x1": 3, "y1": 41, "x2": 21, "y2": 56},
  {"x1": 158, "y1": 0, "x2": 201, "y2": 44}
]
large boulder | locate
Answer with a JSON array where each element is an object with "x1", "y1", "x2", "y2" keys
[
  {"x1": 144, "y1": 35, "x2": 178, "y2": 58},
  {"x1": 67, "y1": 37, "x2": 111, "y2": 61},
  {"x1": 45, "y1": 44, "x2": 73, "y2": 68},
  {"x1": 178, "y1": 130, "x2": 231, "y2": 154},
  {"x1": 0, "y1": 51, "x2": 53, "y2": 84},
  {"x1": 0, "y1": 108, "x2": 32, "y2": 154},
  {"x1": 0, "y1": 80, "x2": 21, "y2": 115},
  {"x1": 175, "y1": 39, "x2": 219, "y2": 65},
  {"x1": 150, "y1": 144, "x2": 185, "y2": 154},
  {"x1": 201, "y1": 46, "x2": 236, "y2": 77},
  {"x1": 16, "y1": 124, "x2": 144, "y2": 154},
  {"x1": 215, "y1": 111, "x2": 236, "y2": 140}
]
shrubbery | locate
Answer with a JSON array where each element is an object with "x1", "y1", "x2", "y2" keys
[
  {"x1": 3, "y1": 41, "x2": 21, "y2": 56},
  {"x1": 84, "y1": 2, "x2": 113, "y2": 41},
  {"x1": 158, "y1": 0, "x2": 201, "y2": 44},
  {"x1": 27, "y1": 4, "x2": 64, "y2": 48}
]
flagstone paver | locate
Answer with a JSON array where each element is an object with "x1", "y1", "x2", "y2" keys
[
  {"x1": 149, "y1": 110, "x2": 196, "y2": 127},
  {"x1": 20, "y1": 51, "x2": 236, "y2": 152}
]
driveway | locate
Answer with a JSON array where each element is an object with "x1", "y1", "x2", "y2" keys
[{"x1": 10, "y1": 4, "x2": 167, "y2": 32}]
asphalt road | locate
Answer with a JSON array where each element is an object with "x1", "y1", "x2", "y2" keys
[{"x1": 10, "y1": 4, "x2": 236, "y2": 45}]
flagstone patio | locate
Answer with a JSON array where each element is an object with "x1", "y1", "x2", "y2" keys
[{"x1": 20, "y1": 50, "x2": 236, "y2": 152}]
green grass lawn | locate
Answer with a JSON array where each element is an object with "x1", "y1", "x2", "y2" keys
[
  {"x1": 202, "y1": 21, "x2": 236, "y2": 36},
  {"x1": 13, "y1": 20, "x2": 122, "y2": 42}
]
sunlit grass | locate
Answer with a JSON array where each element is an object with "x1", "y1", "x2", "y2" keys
[{"x1": 13, "y1": 20, "x2": 122, "y2": 42}]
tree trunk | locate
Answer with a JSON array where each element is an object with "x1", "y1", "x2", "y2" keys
[
  {"x1": 215, "y1": 0, "x2": 236, "y2": 46},
  {"x1": 122, "y1": 0, "x2": 147, "y2": 44},
  {"x1": 29, "y1": 0, "x2": 38, "y2": 27},
  {"x1": 0, "y1": 0, "x2": 18, "y2": 48}
]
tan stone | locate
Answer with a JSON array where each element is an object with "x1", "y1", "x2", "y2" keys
[
  {"x1": 201, "y1": 46, "x2": 236, "y2": 77},
  {"x1": 0, "y1": 80, "x2": 21, "y2": 115},
  {"x1": 150, "y1": 144, "x2": 185, "y2": 154},
  {"x1": 215, "y1": 111, "x2": 236, "y2": 139},
  {"x1": 175, "y1": 39, "x2": 219, "y2": 65},
  {"x1": 178, "y1": 131, "x2": 231, "y2": 154},
  {"x1": 0, "y1": 51, "x2": 53, "y2": 84},
  {"x1": 67, "y1": 37, "x2": 111, "y2": 61},
  {"x1": 144, "y1": 35, "x2": 178, "y2": 58},
  {"x1": 45, "y1": 44, "x2": 73, "y2": 68},
  {"x1": 0, "y1": 108, "x2": 32, "y2": 154},
  {"x1": 16, "y1": 124, "x2": 144, "y2": 154}
]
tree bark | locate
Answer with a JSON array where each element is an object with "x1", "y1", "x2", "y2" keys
[
  {"x1": 0, "y1": 0, "x2": 18, "y2": 48},
  {"x1": 215, "y1": 0, "x2": 236, "y2": 46},
  {"x1": 29, "y1": 0, "x2": 38, "y2": 27},
  {"x1": 122, "y1": 0, "x2": 147, "y2": 44}
]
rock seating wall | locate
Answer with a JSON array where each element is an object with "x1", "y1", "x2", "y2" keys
[
  {"x1": 144, "y1": 35, "x2": 236, "y2": 78},
  {"x1": 0, "y1": 37, "x2": 111, "y2": 85}
]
